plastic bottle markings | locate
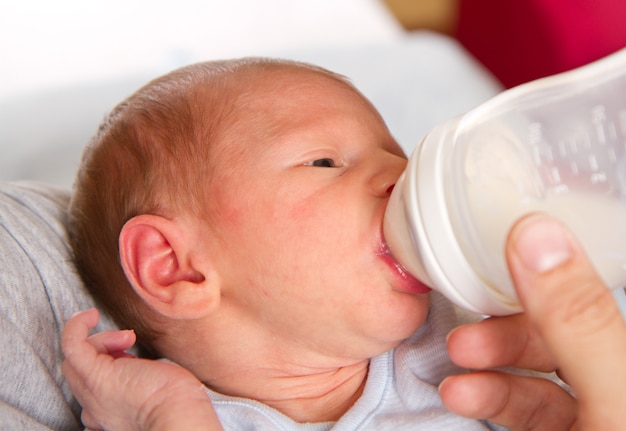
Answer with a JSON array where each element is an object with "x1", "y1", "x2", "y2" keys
[
  {"x1": 592, "y1": 105, "x2": 607, "y2": 145},
  {"x1": 619, "y1": 109, "x2": 626, "y2": 135},
  {"x1": 527, "y1": 106, "x2": 625, "y2": 191}
]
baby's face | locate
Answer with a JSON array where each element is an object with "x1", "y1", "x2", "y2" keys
[{"x1": 203, "y1": 70, "x2": 430, "y2": 360}]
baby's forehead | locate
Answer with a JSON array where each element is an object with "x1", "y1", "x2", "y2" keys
[
  {"x1": 202, "y1": 65, "x2": 354, "y2": 122},
  {"x1": 188, "y1": 65, "x2": 349, "y2": 124},
  {"x1": 235, "y1": 69, "x2": 371, "y2": 123},
  {"x1": 236, "y1": 64, "x2": 360, "y2": 100},
  {"x1": 222, "y1": 69, "x2": 366, "y2": 127},
  {"x1": 184, "y1": 62, "x2": 379, "y2": 160}
]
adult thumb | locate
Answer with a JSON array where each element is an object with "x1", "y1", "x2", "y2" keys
[{"x1": 506, "y1": 213, "x2": 626, "y2": 430}]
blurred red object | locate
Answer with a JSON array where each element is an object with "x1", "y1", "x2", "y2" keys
[{"x1": 456, "y1": 0, "x2": 626, "y2": 87}]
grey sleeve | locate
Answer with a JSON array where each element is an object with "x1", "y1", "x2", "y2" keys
[{"x1": 0, "y1": 182, "x2": 119, "y2": 431}]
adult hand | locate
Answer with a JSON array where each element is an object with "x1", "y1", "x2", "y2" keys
[
  {"x1": 440, "y1": 213, "x2": 626, "y2": 430},
  {"x1": 62, "y1": 309, "x2": 223, "y2": 431}
]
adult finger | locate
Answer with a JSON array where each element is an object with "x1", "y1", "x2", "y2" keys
[
  {"x1": 447, "y1": 313, "x2": 557, "y2": 372},
  {"x1": 440, "y1": 371, "x2": 575, "y2": 431},
  {"x1": 506, "y1": 213, "x2": 626, "y2": 430}
]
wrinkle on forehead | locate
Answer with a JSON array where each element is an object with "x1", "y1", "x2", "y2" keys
[{"x1": 217, "y1": 67, "x2": 381, "y2": 147}]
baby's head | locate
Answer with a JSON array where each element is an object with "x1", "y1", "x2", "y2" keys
[{"x1": 69, "y1": 58, "x2": 431, "y2": 361}]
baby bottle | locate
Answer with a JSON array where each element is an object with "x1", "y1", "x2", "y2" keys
[{"x1": 384, "y1": 48, "x2": 626, "y2": 316}]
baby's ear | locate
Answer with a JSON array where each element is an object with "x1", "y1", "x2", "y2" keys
[{"x1": 119, "y1": 214, "x2": 221, "y2": 320}]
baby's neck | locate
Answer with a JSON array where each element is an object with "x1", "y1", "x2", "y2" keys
[
  {"x1": 204, "y1": 359, "x2": 370, "y2": 423},
  {"x1": 158, "y1": 318, "x2": 377, "y2": 422},
  {"x1": 261, "y1": 360, "x2": 369, "y2": 422}
]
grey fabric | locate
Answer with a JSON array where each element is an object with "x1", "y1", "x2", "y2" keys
[{"x1": 0, "y1": 181, "x2": 118, "y2": 431}]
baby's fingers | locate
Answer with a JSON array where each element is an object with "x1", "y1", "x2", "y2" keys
[
  {"x1": 62, "y1": 308, "x2": 100, "y2": 363},
  {"x1": 63, "y1": 308, "x2": 136, "y2": 357},
  {"x1": 88, "y1": 328, "x2": 137, "y2": 358},
  {"x1": 79, "y1": 409, "x2": 100, "y2": 431}
]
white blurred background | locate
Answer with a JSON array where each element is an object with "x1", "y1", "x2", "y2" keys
[
  {"x1": 0, "y1": 0, "x2": 402, "y2": 98},
  {"x1": 0, "y1": 0, "x2": 502, "y2": 187}
]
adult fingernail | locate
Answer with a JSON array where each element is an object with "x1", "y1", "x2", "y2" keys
[{"x1": 514, "y1": 215, "x2": 573, "y2": 273}]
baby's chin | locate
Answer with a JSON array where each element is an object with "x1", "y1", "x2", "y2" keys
[{"x1": 380, "y1": 293, "x2": 431, "y2": 349}]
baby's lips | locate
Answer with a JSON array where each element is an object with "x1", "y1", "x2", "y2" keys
[{"x1": 378, "y1": 239, "x2": 432, "y2": 295}]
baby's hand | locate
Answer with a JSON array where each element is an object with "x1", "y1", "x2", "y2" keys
[{"x1": 62, "y1": 309, "x2": 222, "y2": 431}]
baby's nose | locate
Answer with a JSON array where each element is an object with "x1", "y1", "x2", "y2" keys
[{"x1": 371, "y1": 171, "x2": 400, "y2": 198}]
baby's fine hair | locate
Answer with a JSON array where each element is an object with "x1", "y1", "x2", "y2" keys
[{"x1": 68, "y1": 58, "x2": 355, "y2": 355}]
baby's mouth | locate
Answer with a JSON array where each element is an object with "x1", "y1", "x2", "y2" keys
[{"x1": 377, "y1": 239, "x2": 432, "y2": 295}]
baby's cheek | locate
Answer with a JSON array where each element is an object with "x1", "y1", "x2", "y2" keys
[
  {"x1": 286, "y1": 199, "x2": 317, "y2": 221},
  {"x1": 282, "y1": 191, "x2": 333, "y2": 224},
  {"x1": 214, "y1": 202, "x2": 241, "y2": 226},
  {"x1": 212, "y1": 190, "x2": 264, "y2": 231}
]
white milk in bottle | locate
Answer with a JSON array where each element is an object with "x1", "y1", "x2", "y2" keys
[{"x1": 384, "y1": 48, "x2": 626, "y2": 315}]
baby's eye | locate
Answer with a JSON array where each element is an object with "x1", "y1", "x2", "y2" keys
[{"x1": 305, "y1": 158, "x2": 336, "y2": 168}]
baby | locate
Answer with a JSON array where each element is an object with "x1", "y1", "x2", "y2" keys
[{"x1": 63, "y1": 58, "x2": 565, "y2": 430}]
